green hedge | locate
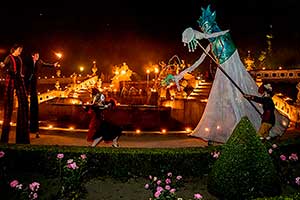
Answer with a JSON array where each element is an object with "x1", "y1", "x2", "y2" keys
[
  {"x1": 0, "y1": 144, "x2": 219, "y2": 179},
  {"x1": 0, "y1": 130, "x2": 299, "y2": 199}
]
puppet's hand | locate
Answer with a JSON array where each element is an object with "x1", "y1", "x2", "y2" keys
[{"x1": 182, "y1": 27, "x2": 201, "y2": 52}]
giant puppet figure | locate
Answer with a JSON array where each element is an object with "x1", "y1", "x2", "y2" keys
[{"x1": 168, "y1": 5, "x2": 289, "y2": 143}]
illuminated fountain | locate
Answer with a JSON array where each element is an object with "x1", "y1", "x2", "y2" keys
[{"x1": 38, "y1": 62, "x2": 184, "y2": 131}]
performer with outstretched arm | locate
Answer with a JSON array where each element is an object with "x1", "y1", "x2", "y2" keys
[{"x1": 24, "y1": 51, "x2": 59, "y2": 138}]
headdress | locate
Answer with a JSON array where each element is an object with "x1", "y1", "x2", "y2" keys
[{"x1": 197, "y1": 5, "x2": 217, "y2": 33}]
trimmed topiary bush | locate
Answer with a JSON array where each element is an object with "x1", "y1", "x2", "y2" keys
[{"x1": 207, "y1": 116, "x2": 281, "y2": 199}]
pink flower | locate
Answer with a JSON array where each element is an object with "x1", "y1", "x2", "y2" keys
[
  {"x1": 295, "y1": 177, "x2": 300, "y2": 185},
  {"x1": 176, "y1": 175, "x2": 182, "y2": 180},
  {"x1": 154, "y1": 191, "x2": 161, "y2": 198},
  {"x1": 157, "y1": 180, "x2": 161, "y2": 185},
  {"x1": 280, "y1": 155, "x2": 286, "y2": 161},
  {"x1": 194, "y1": 193, "x2": 203, "y2": 199},
  {"x1": 67, "y1": 162, "x2": 78, "y2": 169},
  {"x1": 272, "y1": 144, "x2": 277, "y2": 149},
  {"x1": 268, "y1": 149, "x2": 273, "y2": 154},
  {"x1": 289, "y1": 153, "x2": 298, "y2": 161},
  {"x1": 144, "y1": 184, "x2": 149, "y2": 189},
  {"x1": 156, "y1": 186, "x2": 164, "y2": 192},
  {"x1": 10, "y1": 180, "x2": 19, "y2": 188},
  {"x1": 170, "y1": 188, "x2": 176, "y2": 193},
  {"x1": 165, "y1": 185, "x2": 171, "y2": 190},
  {"x1": 29, "y1": 182, "x2": 40, "y2": 191},
  {"x1": 57, "y1": 153, "x2": 64, "y2": 159},
  {"x1": 149, "y1": 175, "x2": 152, "y2": 180},
  {"x1": 211, "y1": 151, "x2": 220, "y2": 159},
  {"x1": 32, "y1": 192, "x2": 38, "y2": 199},
  {"x1": 0, "y1": 151, "x2": 5, "y2": 158},
  {"x1": 67, "y1": 159, "x2": 73, "y2": 164},
  {"x1": 80, "y1": 154, "x2": 87, "y2": 160},
  {"x1": 167, "y1": 172, "x2": 172, "y2": 177},
  {"x1": 165, "y1": 178, "x2": 171, "y2": 184}
]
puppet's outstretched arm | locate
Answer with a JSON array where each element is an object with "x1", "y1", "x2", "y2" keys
[
  {"x1": 173, "y1": 44, "x2": 210, "y2": 90},
  {"x1": 182, "y1": 27, "x2": 229, "y2": 52}
]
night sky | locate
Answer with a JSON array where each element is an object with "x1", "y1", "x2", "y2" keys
[{"x1": 0, "y1": 0, "x2": 299, "y2": 76}]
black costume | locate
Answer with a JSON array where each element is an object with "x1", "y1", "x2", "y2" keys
[
  {"x1": 250, "y1": 96, "x2": 275, "y2": 126},
  {"x1": 1, "y1": 55, "x2": 29, "y2": 144},
  {"x1": 24, "y1": 57, "x2": 55, "y2": 133}
]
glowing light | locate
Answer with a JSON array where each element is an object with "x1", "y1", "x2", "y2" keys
[
  {"x1": 79, "y1": 66, "x2": 84, "y2": 72},
  {"x1": 217, "y1": 126, "x2": 221, "y2": 130},
  {"x1": 0, "y1": 120, "x2": 3, "y2": 124},
  {"x1": 146, "y1": 69, "x2": 150, "y2": 74},
  {"x1": 135, "y1": 129, "x2": 141, "y2": 134},
  {"x1": 161, "y1": 129, "x2": 167, "y2": 134},
  {"x1": 48, "y1": 125, "x2": 53, "y2": 129},
  {"x1": 55, "y1": 52, "x2": 62, "y2": 59},
  {"x1": 154, "y1": 67, "x2": 159, "y2": 74},
  {"x1": 185, "y1": 127, "x2": 191, "y2": 132},
  {"x1": 282, "y1": 121, "x2": 287, "y2": 126},
  {"x1": 262, "y1": 67, "x2": 266, "y2": 70},
  {"x1": 69, "y1": 127, "x2": 74, "y2": 130},
  {"x1": 121, "y1": 70, "x2": 126, "y2": 75},
  {"x1": 205, "y1": 128, "x2": 209, "y2": 132}
]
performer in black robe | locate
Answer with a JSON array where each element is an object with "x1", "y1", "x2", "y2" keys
[
  {"x1": 24, "y1": 51, "x2": 58, "y2": 138},
  {"x1": 0, "y1": 44, "x2": 29, "y2": 144}
]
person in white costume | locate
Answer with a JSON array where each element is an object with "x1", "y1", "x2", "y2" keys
[{"x1": 167, "y1": 5, "x2": 289, "y2": 143}]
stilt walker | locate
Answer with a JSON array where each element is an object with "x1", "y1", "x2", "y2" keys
[{"x1": 0, "y1": 44, "x2": 29, "y2": 144}]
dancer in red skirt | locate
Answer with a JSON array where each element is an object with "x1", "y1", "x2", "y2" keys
[{"x1": 83, "y1": 87, "x2": 122, "y2": 147}]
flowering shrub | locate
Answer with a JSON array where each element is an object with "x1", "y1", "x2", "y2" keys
[
  {"x1": 267, "y1": 142, "x2": 300, "y2": 188},
  {"x1": 9, "y1": 179, "x2": 40, "y2": 200},
  {"x1": 0, "y1": 151, "x2": 7, "y2": 181},
  {"x1": 144, "y1": 172, "x2": 204, "y2": 200},
  {"x1": 56, "y1": 153, "x2": 88, "y2": 200}
]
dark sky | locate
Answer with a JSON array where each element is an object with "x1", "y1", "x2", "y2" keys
[{"x1": 0, "y1": 0, "x2": 299, "y2": 76}]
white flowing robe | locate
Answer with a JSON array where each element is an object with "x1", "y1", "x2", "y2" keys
[{"x1": 191, "y1": 50, "x2": 262, "y2": 143}]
